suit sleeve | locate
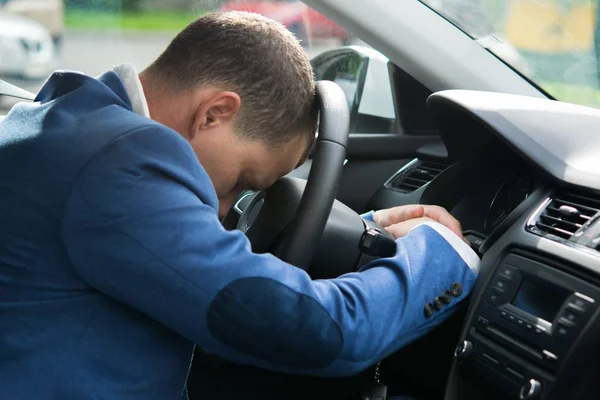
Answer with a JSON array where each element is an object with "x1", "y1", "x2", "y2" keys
[{"x1": 61, "y1": 127, "x2": 479, "y2": 377}]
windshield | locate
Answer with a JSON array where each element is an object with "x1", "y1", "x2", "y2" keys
[{"x1": 421, "y1": 0, "x2": 600, "y2": 109}]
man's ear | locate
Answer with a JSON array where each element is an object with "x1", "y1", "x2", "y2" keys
[{"x1": 190, "y1": 91, "x2": 241, "y2": 139}]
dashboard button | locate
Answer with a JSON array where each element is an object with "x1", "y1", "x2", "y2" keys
[
  {"x1": 499, "y1": 265, "x2": 517, "y2": 280},
  {"x1": 433, "y1": 297, "x2": 443, "y2": 310},
  {"x1": 487, "y1": 291, "x2": 503, "y2": 305},
  {"x1": 466, "y1": 235, "x2": 484, "y2": 248},
  {"x1": 534, "y1": 327, "x2": 545, "y2": 335},
  {"x1": 562, "y1": 312, "x2": 578, "y2": 323},
  {"x1": 500, "y1": 310, "x2": 508, "y2": 319},
  {"x1": 567, "y1": 302, "x2": 585, "y2": 314},
  {"x1": 477, "y1": 316, "x2": 489, "y2": 327},
  {"x1": 555, "y1": 325, "x2": 569, "y2": 338},
  {"x1": 567, "y1": 294, "x2": 594, "y2": 314},
  {"x1": 543, "y1": 350, "x2": 558, "y2": 363},
  {"x1": 558, "y1": 317, "x2": 575, "y2": 328},
  {"x1": 493, "y1": 280, "x2": 507, "y2": 293},
  {"x1": 567, "y1": 302, "x2": 585, "y2": 315},
  {"x1": 525, "y1": 323, "x2": 533, "y2": 332}
]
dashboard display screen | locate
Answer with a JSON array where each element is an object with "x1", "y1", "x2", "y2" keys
[
  {"x1": 511, "y1": 280, "x2": 570, "y2": 322},
  {"x1": 484, "y1": 175, "x2": 536, "y2": 233}
]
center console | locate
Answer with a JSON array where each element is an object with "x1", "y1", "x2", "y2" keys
[{"x1": 455, "y1": 252, "x2": 600, "y2": 399}]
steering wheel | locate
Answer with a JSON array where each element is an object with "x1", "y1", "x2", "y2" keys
[
  {"x1": 233, "y1": 81, "x2": 350, "y2": 270},
  {"x1": 225, "y1": 80, "x2": 396, "y2": 275}
]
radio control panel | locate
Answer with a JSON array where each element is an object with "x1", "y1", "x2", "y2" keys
[{"x1": 465, "y1": 253, "x2": 600, "y2": 375}]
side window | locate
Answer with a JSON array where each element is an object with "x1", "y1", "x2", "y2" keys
[
  {"x1": 318, "y1": 54, "x2": 365, "y2": 111},
  {"x1": 312, "y1": 49, "x2": 397, "y2": 134}
]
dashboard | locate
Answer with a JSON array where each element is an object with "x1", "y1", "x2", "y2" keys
[
  {"x1": 397, "y1": 90, "x2": 600, "y2": 400},
  {"x1": 366, "y1": 90, "x2": 600, "y2": 400}
]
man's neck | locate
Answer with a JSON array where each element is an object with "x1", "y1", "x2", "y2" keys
[{"x1": 139, "y1": 71, "x2": 193, "y2": 137}]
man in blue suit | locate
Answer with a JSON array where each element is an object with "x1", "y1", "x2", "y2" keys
[{"x1": 0, "y1": 11, "x2": 479, "y2": 400}]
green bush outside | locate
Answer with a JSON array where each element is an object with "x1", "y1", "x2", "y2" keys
[{"x1": 65, "y1": 9, "x2": 201, "y2": 31}]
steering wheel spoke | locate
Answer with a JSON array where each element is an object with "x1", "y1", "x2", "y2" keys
[{"x1": 232, "y1": 191, "x2": 256, "y2": 215}]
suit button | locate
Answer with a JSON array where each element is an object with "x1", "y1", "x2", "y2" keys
[
  {"x1": 424, "y1": 303, "x2": 434, "y2": 317},
  {"x1": 434, "y1": 297, "x2": 443, "y2": 310},
  {"x1": 451, "y1": 283, "x2": 463, "y2": 297},
  {"x1": 442, "y1": 290, "x2": 452, "y2": 303}
]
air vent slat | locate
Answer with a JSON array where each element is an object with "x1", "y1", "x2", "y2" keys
[
  {"x1": 535, "y1": 222, "x2": 575, "y2": 239},
  {"x1": 546, "y1": 206, "x2": 590, "y2": 216},
  {"x1": 553, "y1": 199, "x2": 599, "y2": 215},
  {"x1": 403, "y1": 177, "x2": 431, "y2": 185},
  {"x1": 539, "y1": 214, "x2": 582, "y2": 230},
  {"x1": 421, "y1": 168, "x2": 445, "y2": 174},
  {"x1": 530, "y1": 191, "x2": 600, "y2": 248},
  {"x1": 419, "y1": 166, "x2": 444, "y2": 171},
  {"x1": 559, "y1": 193, "x2": 600, "y2": 210},
  {"x1": 387, "y1": 159, "x2": 450, "y2": 193}
]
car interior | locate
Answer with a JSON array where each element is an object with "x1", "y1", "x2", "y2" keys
[{"x1": 2, "y1": 0, "x2": 600, "y2": 399}]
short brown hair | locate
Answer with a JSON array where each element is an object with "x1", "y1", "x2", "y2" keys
[{"x1": 146, "y1": 11, "x2": 317, "y2": 148}]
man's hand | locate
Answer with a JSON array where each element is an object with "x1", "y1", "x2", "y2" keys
[
  {"x1": 372, "y1": 205, "x2": 465, "y2": 240},
  {"x1": 382, "y1": 216, "x2": 436, "y2": 239}
]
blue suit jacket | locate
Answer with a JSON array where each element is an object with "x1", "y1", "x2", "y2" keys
[{"x1": 0, "y1": 71, "x2": 479, "y2": 399}]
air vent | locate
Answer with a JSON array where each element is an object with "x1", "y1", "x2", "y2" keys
[
  {"x1": 386, "y1": 159, "x2": 449, "y2": 193},
  {"x1": 531, "y1": 192, "x2": 600, "y2": 240}
]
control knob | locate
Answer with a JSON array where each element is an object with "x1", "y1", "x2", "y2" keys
[
  {"x1": 519, "y1": 379, "x2": 542, "y2": 399},
  {"x1": 454, "y1": 340, "x2": 473, "y2": 361}
]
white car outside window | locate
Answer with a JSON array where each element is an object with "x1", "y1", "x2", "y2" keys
[{"x1": 0, "y1": 11, "x2": 55, "y2": 80}]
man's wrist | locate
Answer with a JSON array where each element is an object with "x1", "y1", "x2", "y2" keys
[{"x1": 408, "y1": 221, "x2": 480, "y2": 273}]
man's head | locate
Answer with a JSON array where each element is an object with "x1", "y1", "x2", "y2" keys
[{"x1": 140, "y1": 11, "x2": 317, "y2": 217}]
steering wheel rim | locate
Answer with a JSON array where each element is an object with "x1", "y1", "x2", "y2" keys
[
  {"x1": 273, "y1": 81, "x2": 350, "y2": 268},
  {"x1": 234, "y1": 81, "x2": 350, "y2": 271}
]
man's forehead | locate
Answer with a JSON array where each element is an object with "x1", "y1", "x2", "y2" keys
[{"x1": 245, "y1": 136, "x2": 309, "y2": 190}]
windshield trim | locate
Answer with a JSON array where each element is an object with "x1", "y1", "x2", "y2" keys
[
  {"x1": 476, "y1": 37, "x2": 556, "y2": 102},
  {"x1": 418, "y1": 1, "x2": 556, "y2": 100}
]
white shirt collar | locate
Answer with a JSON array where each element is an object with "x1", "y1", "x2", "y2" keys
[{"x1": 112, "y1": 63, "x2": 151, "y2": 118}]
